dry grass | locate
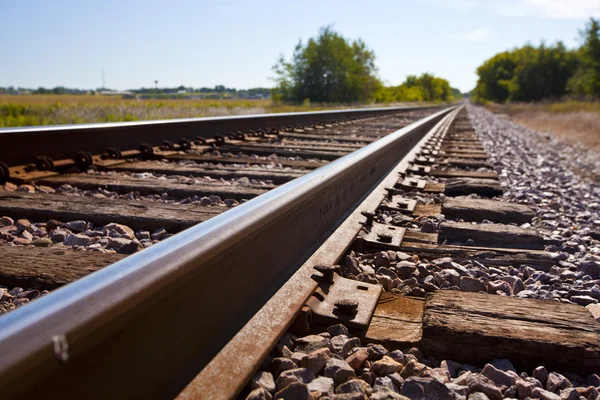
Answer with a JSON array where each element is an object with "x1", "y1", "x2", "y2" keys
[
  {"x1": 488, "y1": 102, "x2": 600, "y2": 151},
  {"x1": 0, "y1": 94, "x2": 429, "y2": 127},
  {"x1": 0, "y1": 94, "x2": 273, "y2": 107},
  {"x1": 0, "y1": 95, "x2": 274, "y2": 127},
  {"x1": 0, "y1": 94, "x2": 432, "y2": 127}
]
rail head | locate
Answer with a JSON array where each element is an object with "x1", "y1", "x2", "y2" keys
[{"x1": 0, "y1": 106, "x2": 455, "y2": 398}]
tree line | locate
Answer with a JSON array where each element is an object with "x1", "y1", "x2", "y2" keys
[
  {"x1": 0, "y1": 85, "x2": 272, "y2": 99},
  {"x1": 272, "y1": 26, "x2": 458, "y2": 104},
  {"x1": 474, "y1": 18, "x2": 600, "y2": 103}
]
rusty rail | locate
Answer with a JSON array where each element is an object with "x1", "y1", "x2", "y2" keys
[{"x1": 0, "y1": 106, "x2": 455, "y2": 398}]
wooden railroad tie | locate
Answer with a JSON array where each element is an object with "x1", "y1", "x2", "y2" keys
[{"x1": 364, "y1": 291, "x2": 600, "y2": 374}]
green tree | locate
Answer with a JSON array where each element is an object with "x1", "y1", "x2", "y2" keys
[
  {"x1": 272, "y1": 26, "x2": 381, "y2": 103},
  {"x1": 451, "y1": 87, "x2": 464, "y2": 99},
  {"x1": 508, "y1": 43, "x2": 576, "y2": 101},
  {"x1": 568, "y1": 18, "x2": 600, "y2": 97},
  {"x1": 474, "y1": 52, "x2": 516, "y2": 103},
  {"x1": 373, "y1": 73, "x2": 453, "y2": 103},
  {"x1": 474, "y1": 42, "x2": 577, "y2": 102}
]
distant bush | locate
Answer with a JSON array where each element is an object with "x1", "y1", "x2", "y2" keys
[
  {"x1": 373, "y1": 73, "x2": 454, "y2": 103},
  {"x1": 474, "y1": 18, "x2": 600, "y2": 103}
]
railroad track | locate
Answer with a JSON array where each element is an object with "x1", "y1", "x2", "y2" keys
[
  {"x1": 0, "y1": 107, "x2": 433, "y2": 291},
  {"x1": 1, "y1": 105, "x2": 599, "y2": 399}
]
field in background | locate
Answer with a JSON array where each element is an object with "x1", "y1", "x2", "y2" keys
[
  {"x1": 0, "y1": 95, "x2": 426, "y2": 127},
  {"x1": 487, "y1": 101, "x2": 600, "y2": 151}
]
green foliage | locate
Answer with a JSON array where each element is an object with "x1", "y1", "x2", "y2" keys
[
  {"x1": 568, "y1": 18, "x2": 600, "y2": 97},
  {"x1": 272, "y1": 26, "x2": 381, "y2": 103},
  {"x1": 373, "y1": 73, "x2": 454, "y2": 103},
  {"x1": 474, "y1": 18, "x2": 599, "y2": 103},
  {"x1": 451, "y1": 87, "x2": 464, "y2": 99},
  {"x1": 474, "y1": 52, "x2": 517, "y2": 103}
]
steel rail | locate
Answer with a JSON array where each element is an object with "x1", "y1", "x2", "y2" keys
[
  {"x1": 182, "y1": 107, "x2": 462, "y2": 399},
  {"x1": 0, "y1": 106, "x2": 433, "y2": 167},
  {"x1": 0, "y1": 106, "x2": 454, "y2": 398}
]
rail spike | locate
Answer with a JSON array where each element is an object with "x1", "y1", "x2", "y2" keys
[
  {"x1": 0, "y1": 162, "x2": 9, "y2": 184},
  {"x1": 74, "y1": 151, "x2": 93, "y2": 170}
]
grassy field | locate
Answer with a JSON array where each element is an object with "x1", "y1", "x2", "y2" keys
[
  {"x1": 487, "y1": 101, "x2": 600, "y2": 151},
  {"x1": 0, "y1": 94, "x2": 425, "y2": 127}
]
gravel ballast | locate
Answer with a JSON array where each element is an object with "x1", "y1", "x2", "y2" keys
[{"x1": 245, "y1": 106, "x2": 600, "y2": 399}]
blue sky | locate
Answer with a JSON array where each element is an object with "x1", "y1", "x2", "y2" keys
[{"x1": 1, "y1": 0, "x2": 599, "y2": 93}]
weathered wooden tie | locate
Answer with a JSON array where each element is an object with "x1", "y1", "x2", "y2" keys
[
  {"x1": 431, "y1": 169, "x2": 498, "y2": 180},
  {"x1": 0, "y1": 246, "x2": 126, "y2": 290},
  {"x1": 38, "y1": 174, "x2": 271, "y2": 200},
  {"x1": 396, "y1": 178, "x2": 504, "y2": 198},
  {"x1": 0, "y1": 192, "x2": 220, "y2": 232},
  {"x1": 105, "y1": 161, "x2": 304, "y2": 184},
  {"x1": 363, "y1": 291, "x2": 600, "y2": 374},
  {"x1": 217, "y1": 144, "x2": 346, "y2": 160},
  {"x1": 278, "y1": 132, "x2": 376, "y2": 143},
  {"x1": 412, "y1": 198, "x2": 534, "y2": 224},
  {"x1": 438, "y1": 221, "x2": 544, "y2": 250},
  {"x1": 164, "y1": 154, "x2": 327, "y2": 170},
  {"x1": 398, "y1": 242, "x2": 555, "y2": 271}
]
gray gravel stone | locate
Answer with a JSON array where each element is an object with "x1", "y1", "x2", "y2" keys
[
  {"x1": 135, "y1": 230, "x2": 151, "y2": 240},
  {"x1": 64, "y1": 220, "x2": 87, "y2": 233},
  {"x1": 467, "y1": 374, "x2": 503, "y2": 400},
  {"x1": 275, "y1": 368, "x2": 314, "y2": 391},
  {"x1": 399, "y1": 359, "x2": 427, "y2": 379},
  {"x1": 104, "y1": 223, "x2": 135, "y2": 240},
  {"x1": 533, "y1": 366, "x2": 549, "y2": 386},
  {"x1": 50, "y1": 229, "x2": 70, "y2": 242},
  {"x1": 64, "y1": 233, "x2": 91, "y2": 246},
  {"x1": 273, "y1": 381, "x2": 311, "y2": 400},
  {"x1": 107, "y1": 237, "x2": 142, "y2": 254},
  {"x1": 271, "y1": 357, "x2": 296, "y2": 378},
  {"x1": 252, "y1": 371, "x2": 276, "y2": 393},
  {"x1": 0, "y1": 216, "x2": 14, "y2": 226},
  {"x1": 401, "y1": 377, "x2": 458, "y2": 399},
  {"x1": 446, "y1": 382, "x2": 468, "y2": 397},
  {"x1": 570, "y1": 295, "x2": 598, "y2": 306},
  {"x1": 370, "y1": 388, "x2": 406, "y2": 400},
  {"x1": 307, "y1": 376, "x2": 334, "y2": 397},
  {"x1": 516, "y1": 377, "x2": 542, "y2": 398},
  {"x1": 388, "y1": 350, "x2": 405, "y2": 365},
  {"x1": 345, "y1": 348, "x2": 368, "y2": 371},
  {"x1": 460, "y1": 276, "x2": 487, "y2": 292},
  {"x1": 246, "y1": 387, "x2": 272, "y2": 400},
  {"x1": 324, "y1": 358, "x2": 355, "y2": 386},
  {"x1": 481, "y1": 363, "x2": 516, "y2": 387},
  {"x1": 373, "y1": 377, "x2": 397, "y2": 393},
  {"x1": 467, "y1": 393, "x2": 490, "y2": 400},
  {"x1": 366, "y1": 344, "x2": 389, "y2": 361},
  {"x1": 31, "y1": 237, "x2": 52, "y2": 247},
  {"x1": 370, "y1": 356, "x2": 403, "y2": 376},
  {"x1": 532, "y1": 387, "x2": 561, "y2": 400},
  {"x1": 327, "y1": 324, "x2": 349, "y2": 337},
  {"x1": 295, "y1": 335, "x2": 331, "y2": 353},
  {"x1": 546, "y1": 372, "x2": 572, "y2": 392},
  {"x1": 335, "y1": 379, "x2": 373, "y2": 395},
  {"x1": 300, "y1": 348, "x2": 331, "y2": 375}
]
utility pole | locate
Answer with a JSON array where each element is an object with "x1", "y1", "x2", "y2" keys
[
  {"x1": 154, "y1": 80, "x2": 158, "y2": 91},
  {"x1": 102, "y1": 68, "x2": 106, "y2": 90}
]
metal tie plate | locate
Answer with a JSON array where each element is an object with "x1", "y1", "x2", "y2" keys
[
  {"x1": 307, "y1": 272, "x2": 381, "y2": 329},
  {"x1": 380, "y1": 196, "x2": 417, "y2": 214},
  {"x1": 396, "y1": 178, "x2": 427, "y2": 191},
  {"x1": 358, "y1": 221, "x2": 406, "y2": 250}
]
